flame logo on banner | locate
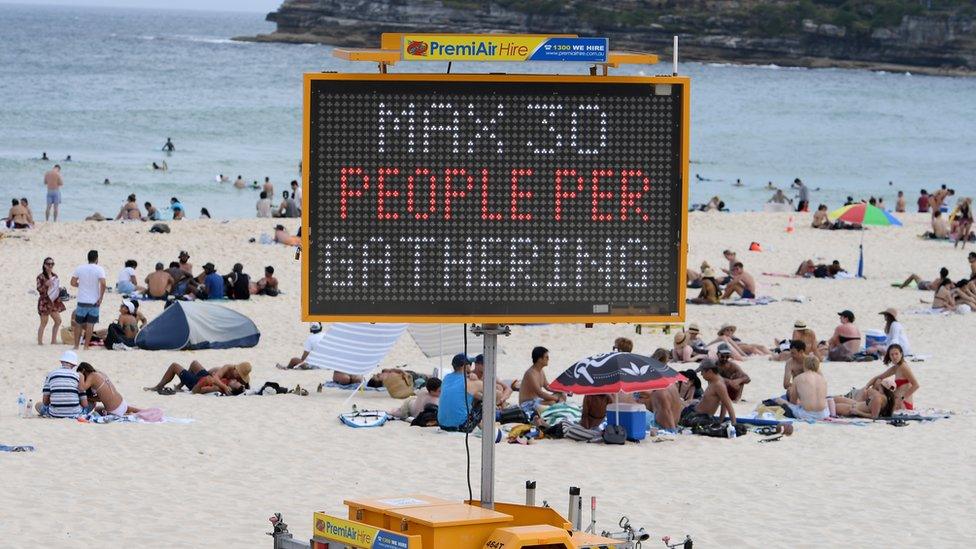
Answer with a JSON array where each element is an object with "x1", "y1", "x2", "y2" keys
[{"x1": 406, "y1": 41, "x2": 429, "y2": 56}]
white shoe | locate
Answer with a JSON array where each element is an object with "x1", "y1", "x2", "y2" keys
[{"x1": 115, "y1": 343, "x2": 131, "y2": 351}]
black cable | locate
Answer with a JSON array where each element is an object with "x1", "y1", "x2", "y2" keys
[{"x1": 447, "y1": 61, "x2": 452, "y2": 74}]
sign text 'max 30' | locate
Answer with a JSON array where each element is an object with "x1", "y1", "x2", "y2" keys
[{"x1": 302, "y1": 74, "x2": 689, "y2": 322}]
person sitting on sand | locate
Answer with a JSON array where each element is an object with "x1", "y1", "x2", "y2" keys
[
  {"x1": 77, "y1": 362, "x2": 142, "y2": 416},
  {"x1": 932, "y1": 277, "x2": 956, "y2": 310},
  {"x1": 773, "y1": 355, "x2": 829, "y2": 421},
  {"x1": 438, "y1": 353, "x2": 482, "y2": 431},
  {"x1": 579, "y1": 393, "x2": 612, "y2": 430},
  {"x1": 689, "y1": 266, "x2": 721, "y2": 304},
  {"x1": 832, "y1": 384, "x2": 895, "y2": 419},
  {"x1": 711, "y1": 323, "x2": 770, "y2": 356},
  {"x1": 223, "y1": 263, "x2": 251, "y2": 300},
  {"x1": 827, "y1": 310, "x2": 861, "y2": 361},
  {"x1": 951, "y1": 198, "x2": 974, "y2": 248},
  {"x1": 811, "y1": 204, "x2": 831, "y2": 229},
  {"x1": 684, "y1": 324, "x2": 710, "y2": 357},
  {"x1": 714, "y1": 345, "x2": 750, "y2": 402},
  {"x1": 145, "y1": 262, "x2": 174, "y2": 299},
  {"x1": 5, "y1": 198, "x2": 31, "y2": 229},
  {"x1": 115, "y1": 194, "x2": 142, "y2": 221},
  {"x1": 952, "y1": 278, "x2": 976, "y2": 310},
  {"x1": 923, "y1": 210, "x2": 950, "y2": 239},
  {"x1": 781, "y1": 340, "x2": 809, "y2": 391},
  {"x1": 721, "y1": 261, "x2": 757, "y2": 300},
  {"x1": 36, "y1": 351, "x2": 88, "y2": 418},
  {"x1": 273, "y1": 224, "x2": 301, "y2": 246},
  {"x1": 277, "y1": 323, "x2": 363, "y2": 385},
  {"x1": 471, "y1": 354, "x2": 514, "y2": 407},
  {"x1": 862, "y1": 344, "x2": 918, "y2": 411},
  {"x1": 636, "y1": 380, "x2": 686, "y2": 431},
  {"x1": 169, "y1": 197, "x2": 184, "y2": 220},
  {"x1": 899, "y1": 267, "x2": 948, "y2": 291},
  {"x1": 679, "y1": 359, "x2": 736, "y2": 426},
  {"x1": 165, "y1": 261, "x2": 194, "y2": 297},
  {"x1": 275, "y1": 190, "x2": 300, "y2": 218},
  {"x1": 250, "y1": 266, "x2": 279, "y2": 296},
  {"x1": 390, "y1": 377, "x2": 441, "y2": 419},
  {"x1": 772, "y1": 320, "x2": 822, "y2": 361},
  {"x1": 18, "y1": 197, "x2": 35, "y2": 226},
  {"x1": 101, "y1": 300, "x2": 139, "y2": 350},
  {"x1": 115, "y1": 259, "x2": 142, "y2": 295},
  {"x1": 145, "y1": 361, "x2": 250, "y2": 395},
  {"x1": 866, "y1": 308, "x2": 912, "y2": 356},
  {"x1": 197, "y1": 262, "x2": 224, "y2": 299},
  {"x1": 671, "y1": 331, "x2": 699, "y2": 362},
  {"x1": 142, "y1": 201, "x2": 160, "y2": 221},
  {"x1": 518, "y1": 346, "x2": 563, "y2": 405}
]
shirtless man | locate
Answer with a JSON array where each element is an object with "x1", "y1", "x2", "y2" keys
[
  {"x1": 166, "y1": 261, "x2": 195, "y2": 296},
  {"x1": 6, "y1": 199, "x2": 30, "y2": 228},
  {"x1": 114, "y1": 194, "x2": 142, "y2": 220},
  {"x1": 233, "y1": 175, "x2": 246, "y2": 189},
  {"x1": 274, "y1": 224, "x2": 301, "y2": 246},
  {"x1": 721, "y1": 261, "x2": 756, "y2": 299},
  {"x1": 680, "y1": 360, "x2": 736, "y2": 425},
  {"x1": 774, "y1": 355, "x2": 829, "y2": 421},
  {"x1": 262, "y1": 176, "x2": 274, "y2": 199},
  {"x1": 636, "y1": 383, "x2": 685, "y2": 431},
  {"x1": 145, "y1": 361, "x2": 250, "y2": 395},
  {"x1": 782, "y1": 340, "x2": 809, "y2": 391},
  {"x1": 177, "y1": 251, "x2": 193, "y2": 274},
  {"x1": 772, "y1": 320, "x2": 822, "y2": 361},
  {"x1": 715, "y1": 346, "x2": 750, "y2": 401},
  {"x1": 145, "y1": 262, "x2": 174, "y2": 299},
  {"x1": 250, "y1": 266, "x2": 279, "y2": 296},
  {"x1": 44, "y1": 164, "x2": 63, "y2": 222},
  {"x1": 471, "y1": 354, "x2": 513, "y2": 407},
  {"x1": 518, "y1": 346, "x2": 563, "y2": 405},
  {"x1": 929, "y1": 210, "x2": 950, "y2": 238}
]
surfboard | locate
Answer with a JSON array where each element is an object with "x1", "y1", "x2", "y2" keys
[
  {"x1": 339, "y1": 410, "x2": 389, "y2": 428},
  {"x1": 734, "y1": 416, "x2": 792, "y2": 426}
]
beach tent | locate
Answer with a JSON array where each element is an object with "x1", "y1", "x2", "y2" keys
[
  {"x1": 135, "y1": 301, "x2": 260, "y2": 351},
  {"x1": 306, "y1": 323, "x2": 408, "y2": 376}
]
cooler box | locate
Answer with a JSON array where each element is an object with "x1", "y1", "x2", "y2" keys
[
  {"x1": 606, "y1": 403, "x2": 647, "y2": 441},
  {"x1": 864, "y1": 329, "x2": 886, "y2": 349}
]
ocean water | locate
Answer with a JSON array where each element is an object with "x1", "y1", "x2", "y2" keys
[{"x1": 1, "y1": 4, "x2": 974, "y2": 220}]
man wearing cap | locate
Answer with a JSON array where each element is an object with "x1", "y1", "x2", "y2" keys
[
  {"x1": 471, "y1": 354, "x2": 513, "y2": 407},
  {"x1": 103, "y1": 300, "x2": 138, "y2": 350},
  {"x1": 716, "y1": 345, "x2": 750, "y2": 402},
  {"x1": 198, "y1": 262, "x2": 224, "y2": 300},
  {"x1": 828, "y1": 310, "x2": 861, "y2": 362},
  {"x1": 438, "y1": 353, "x2": 483, "y2": 431},
  {"x1": 867, "y1": 308, "x2": 912, "y2": 356},
  {"x1": 177, "y1": 251, "x2": 193, "y2": 274},
  {"x1": 679, "y1": 359, "x2": 736, "y2": 426},
  {"x1": 36, "y1": 351, "x2": 88, "y2": 418}
]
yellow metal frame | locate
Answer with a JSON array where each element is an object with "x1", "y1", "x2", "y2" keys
[{"x1": 301, "y1": 72, "x2": 690, "y2": 324}]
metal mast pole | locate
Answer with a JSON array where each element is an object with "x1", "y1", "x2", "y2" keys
[{"x1": 473, "y1": 323, "x2": 510, "y2": 509}]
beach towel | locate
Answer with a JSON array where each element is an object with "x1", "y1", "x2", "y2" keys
[
  {"x1": 722, "y1": 296, "x2": 777, "y2": 306},
  {"x1": 0, "y1": 445, "x2": 35, "y2": 452},
  {"x1": 540, "y1": 403, "x2": 582, "y2": 424},
  {"x1": 323, "y1": 381, "x2": 384, "y2": 391},
  {"x1": 78, "y1": 410, "x2": 192, "y2": 424}
]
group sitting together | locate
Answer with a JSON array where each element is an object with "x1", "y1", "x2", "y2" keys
[
  {"x1": 131, "y1": 251, "x2": 279, "y2": 301},
  {"x1": 686, "y1": 250, "x2": 758, "y2": 304}
]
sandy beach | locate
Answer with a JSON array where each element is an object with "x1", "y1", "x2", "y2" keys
[{"x1": 1, "y1": 212, "x2": 972, "y2": 547}]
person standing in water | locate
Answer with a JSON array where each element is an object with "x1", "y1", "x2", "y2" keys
[
  {"x1": 162, "y1": 138, "x2": 175, "y2": 152},
  {"x1": 43, "y1": 164, "x2": 64, "y2": 222}
]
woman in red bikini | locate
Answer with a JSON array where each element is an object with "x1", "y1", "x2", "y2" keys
[{"x1": 863, "y1": 344, "x2": 919, "y2": 411}]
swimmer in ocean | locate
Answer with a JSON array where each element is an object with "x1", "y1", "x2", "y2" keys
[
  {"x1": 64, "y1": 155, "x2": 72, "y2": 162},
  {"x1": 733, "y1": 178, "x2": 744, "y2": 187},
  {"x1": 41, "y1": 152, "x2": 49, "y2": 161},
  {"x1": 152, "y1": 161, "x2": 168, "y2": 171},
  {"x1": 162, "y1": 138, "x2": 175, "y2": 152}
]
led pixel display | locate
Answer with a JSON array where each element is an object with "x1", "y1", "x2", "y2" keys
[{"x1": 304, "y1": 75, "x2": 687, "y2": 321}]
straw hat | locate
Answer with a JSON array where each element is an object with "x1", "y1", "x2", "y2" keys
[
  {"x1": 879, "y1": 308, "x2": 898, "y2": 320},
  {"x1": 687, "y1": 323, "x2": 700, "y2": 334},
  {"x1": 793, "y1": 320, "x2": 808, "y2": 330},
  {"x1": 719, "y1": 323, "x2": 736, "y2": 334},
  {"x1": 236, "y1": 362, "x2": 252, "y2": 385},
  {"x1": 673, "y1": 331, "x2": 690, "y2": 347},
  {"x1": 701, "y1": 267, "x2": 717, "y2": 278}
]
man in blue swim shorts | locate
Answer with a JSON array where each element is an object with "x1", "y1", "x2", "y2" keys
[{"x1": 721, "y1": 261, "x2": 757, "y2": 300}]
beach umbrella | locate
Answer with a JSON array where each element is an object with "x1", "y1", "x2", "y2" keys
[
  {"x1": 828, "y1": 203, "x2": 902, "y2": 278},
  {"x1": 549, "y1": 352, "x2": 685, "y2": 426}
]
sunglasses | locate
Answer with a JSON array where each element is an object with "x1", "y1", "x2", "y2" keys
[{"x1": 44, "y1": 262, "x2": 54, "y2": 266}]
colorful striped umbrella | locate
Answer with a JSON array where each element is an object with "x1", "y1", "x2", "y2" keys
[
  {"x1": 828, "y1": 203, "x2": 902, "y2": 226},
  {"x1": 827, "y1": 203, "x2": 902, "y2": 277}
]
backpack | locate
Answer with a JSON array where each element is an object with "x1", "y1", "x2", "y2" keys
[
  {"x1": 458, "y1": 400, "x2": 484, "y2": 433},
  {"x1": 602, "y1": 424, "x2": 627, "y2": 445},
  {"x1": 562, "y1": 421, "x2": 602, "y2": 443},
  {"x1": 410, "y1": 404, "x2": 439, "y2": 427}
]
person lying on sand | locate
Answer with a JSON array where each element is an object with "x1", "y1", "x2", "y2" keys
[
  {"x1": 715, "y1": 346, "x2": 750, "y2": 402},
  {"x1": 796, "y1": 259, "x2": 845, "y2": 278},
  {"x1": 711, "y1": 323, "x2": 770, "y2": 356},
  {"x1": 274, "y1": 225, "x2": 300, "y2": 246},
  {"x1": 772, "y1": 355, "x2": 828, "y2": 421},
  {"x1": 899, "y1": 267, "x2": 948, "y2": 290},
  {"x1": 77, "y1": 362, "x2": 142, "y2": 416},
  {"x1": 679, "y1": 359, "x2": 736, "y2": 425},
  {"x1": 144, "y1": 361, "x2": 249, "y2": 395},
  {"x1": 721, "y1": 261, "x2": 756, "y2": 299},
  {"x1": 390, "y1": 377, "x2": 441, "y2": 419},
  {"x1": 832, "y1": 384, "x2": 895, "y2": 419},
  {"x1": 518, "y1": 346, "x2": 563, "y2": 405}
]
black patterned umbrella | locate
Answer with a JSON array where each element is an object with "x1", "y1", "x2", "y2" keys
[{"x1": 549, "y1": 352, "x2": 685, "y2": 395}]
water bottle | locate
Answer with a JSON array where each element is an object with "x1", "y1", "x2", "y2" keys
[
  {"x1": 25, "y1": 399, "x2": 34, "y2": 418},
  {"x1": 726, "y1": 422, "x2": 737, "y2": 439},
  {"x1": 17, "y1": 392, "x2": 27, "y2": 418}
]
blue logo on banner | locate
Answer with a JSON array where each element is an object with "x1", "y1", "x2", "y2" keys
[
  {"x1": 529, "y1": 37, "x2": 609, "y2": 62},
  {"x1": 373, "y1": 531, "x2": 410, "y2": 549}
]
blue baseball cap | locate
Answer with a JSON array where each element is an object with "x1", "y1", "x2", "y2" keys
[{"x1": 452, "y1": 353, "x2": 473, "y2": 369}]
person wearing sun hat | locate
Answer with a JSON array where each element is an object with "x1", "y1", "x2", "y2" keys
[
  {"x1": 779, "y1": 319, "x2": 822, "y2": 360},
  {"x1": 712, "y1": 323, "x2": 770, "y2": 358},
  {"x1": 867, "y1": 307, "x2": 912, "y2": 356},
  {"x1": 36, "y1": 350, "x2": 89, "y2": 418},
  {"x1": 690, "y1": 266, "x2": 721, "y2": 304},
  {"x1": 672, "y1": 330, "x2": 694, "y2": 362}
]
